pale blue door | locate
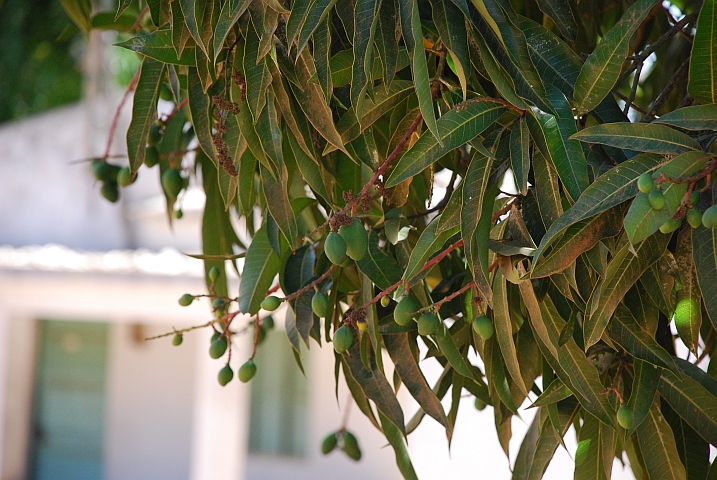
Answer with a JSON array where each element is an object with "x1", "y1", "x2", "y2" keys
[{"x1": 30, "y1": 320, "x2": 108, "y2": 480}]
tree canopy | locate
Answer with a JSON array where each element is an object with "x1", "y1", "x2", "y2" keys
[{"x1": 65, "y1": 0, "x2": 717, "y2": 477}]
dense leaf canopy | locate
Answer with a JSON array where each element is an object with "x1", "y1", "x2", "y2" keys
[{"x1": 66, "y1": 0, "x2": 717, "y2": 477}]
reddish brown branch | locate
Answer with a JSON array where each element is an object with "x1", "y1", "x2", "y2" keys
[
  {"x1": 281, "y1": 264, "x2": 338, "y2": 302},
  {"x1": 103, "y1": 69, "x2": 140, "y2": 160}
]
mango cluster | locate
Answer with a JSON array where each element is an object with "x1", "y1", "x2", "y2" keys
[{"x1": 637, "y1": 173, "x2": 717, "y2": 231}]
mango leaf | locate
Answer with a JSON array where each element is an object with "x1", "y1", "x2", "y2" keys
[
  {"x1": 375, "y1": 0, "x2": 400, "y2": 89},
  {"x1": 531, "y1": 377, "x2": 572, "y2": 407},
  {"x1": 693, "y1": 217, "x2": 717, "y2": 331},
  {"x1": 356, "y1": 231, "x2": 403, "y2": 289},
  {"x1": 170, "y1": 3, "x2": 192, "y2": 60},
  {"x1": 435, "y1": 324, "x2": 476, "y2": 380},
  {"x1": 510, "y1": 116, "x2": 530, "y2": 195},
  {"x1": 60, "y1": 0, "x2": 92, "y2": 34},
  {"x1": 517, "y1": 263, "x2": 559, "y2": 362},
  {"x1": 662, "y1": 403, "x2": 711, "y2": 480},
  {"x1": 285, "y1": 0, "x2": 313, "y2": 47},
  {"x1": 639, "y1": 264, "x2": 675, "y2": 320},
  {"x1": 342, "y1": 336, "x2": 406, "y2": 435},
  {"x1": 545, "y1": 85, "x2": 589, "y2": 202},
  {"x1": 431, "y1": 0, "x2": 470, "y2": 99},
  {"x1": 180, "y1": 0, "x2": 209, "y2": 58},
  {"x1": 296, "y1": 0, "x2": 337, "y2": 56},
  {"x1": 213, "y1": 0, "x2": 252, "y2": 62},
  {"x1": 608, "y1": 304, "x2": 679, "y2": 372},
  {"x1": 261, "y1": 165, "x2": 298, "y2": 248},
  {"x1": 573, "y1": 412, "x2": 616, "y2": 480},
  {"x1": 659, "y1": 364, "x2": 717, "y2": 446},
  {"x1": 471, "y1": 28, "x2": 531, "y2": 111},
  {"x1": 688, "y1": 0, "x2": 717, "y2": 104},
  {"x1": 534, "y1": 0, "x2": 577, "y2": 40},
  {"x1": 340, "y1": 357, "x2": 381, "y2": 429},
  {"x1": 350, "y1": 0, "x2": 380, "y2": 118},
  {"x1": 313, "y1": 15, "x2": 333, "y2": 103},
  {"x1": 531, "y1": 208, "x2": 623, "y2": 279},
  {"x1": 282, "y1": 246, "x2": 317, "y2": 347},
  {"x1": 518, "y1": 16, "x2": 582, "y2": 96},
  {"x1": 624, "y1": 152, "x2": 709, "y2": 245},
  {"x1": 238, "y1": 225, "x2": 281, "y2": 315},
  {"x1": 127, "y1": 57, "x2": 164, "y2": 173},
  {"x1": 625, "y1": 359, "x2": 660, "y2": 437},
  {"x1": 573, "y1": 0, "x2": 658, "y2": 114},
  {"x1": 461, "y1": 154, "x2": 495, "y2": 302},
  {"x1": 532, "y1": 149, "x2": 563, "y2": 230},
  {"x1": 493, "y1": 269, "x2": 528, "y2": 396},
  {"x1": 583, "y1": 233, "x2": 669, "y2": 349},
  {"x1": 403, "y1": 216, "x2": 459, "y2": 283},
  {"x1": 532, "y1": 153, "x2": 663, "y2": 265},
  {"x1": 289, "y1": 49, "x2": 347, "y2": 153},
  {"x1": 329, "y1": 48, "x2": 410, "y2": 87},
  {"x1": 243, "y1": 22, "x2": 272, "y2": 123},
  {"x1": 572, "y1": 123, "x2": 702, "y2": 155},
  {"x1": 200, "y1": 151, "x2": 240, "y2": 298},
  {"x1": 635, "y1": 401, "x2": 687, "y2": 480},
  {"x1": 674, "y1": 228, "x2": 701, "y2": 355},
  {"x1": 385, "y1": 102, "x2": 506, "y2": 187},
  {"x1": 285, "y1": 131, "x2": 333, "y2": 206},
  {"x1": 334, "y1": 80, "x2": 415, "y2": 147},
  {"x1": 655, "y1": 104, "x2": 717, "y2": 131},
  {"x1": 513, "y1": 399, "x2": 579, "y2": 480},
  {"x1": 188, "y1": 67, "x2": 219, "y2": 168},
  {"x1": 379, "y1": 412, "x2": 419, "y2": 480},
  {"x1": 384, "y1": 333, "x2": 451, "y2": 434},
  {"x1": 539, "y1": 295, "x2": 617, "y2": 428},
  {"x1": 398, "y1": 0, "x2": 441, "y2": 143}
]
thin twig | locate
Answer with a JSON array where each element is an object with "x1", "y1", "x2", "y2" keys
[
  {"x1": 131, "y1": 6, "x2": 149, "y2": 32},
  {"x1": 103, "y1": 69, "x2": 140, "y2": 160},
  {"x1": 162, "y1": 98, "x2": 189, "y2": 124},
  {"x1": 281, "y1": 264, "x2": 338, "y2": 302},
  {"x1": 641, "y1": 58, "x2": 690, "y2": 122}
]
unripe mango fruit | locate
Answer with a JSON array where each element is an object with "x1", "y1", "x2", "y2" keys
[
  {"x1": 209, "y1": 338, "x2": 228, "y2": 359},
  {"x1": 617, "y1": 405, "x2": 633, "y2": 430},
  {"x1": 637, "y1": 174, "x2": 654, "y2": 193},
  {"x1": 338, "y1": 219, "x2": 368, "y2": 261},
  {"x1": 312, "y1": 292, "x2": 330, "y2": 318},
  {"x1": 117, "y1": 167, "x2": 133, "y2": 187},
  {"x1": 218, "y1": 364, "x2": 234, "y2": 386},
  {"x1": 333, "y1": 325, "x2": 353, "y2": 353},
  {"x1": 472, "y1": 315, "x2": 494, "y2": 340},
  {"x1": 687, "y1": 209, "x2": 703, "y2": 229},
  {"x1": 380, "y1": 296, "x2": 391, "y2": 307},
  {"x1": 703, "y1": 204, "x2": 717, "y2": 228},
  {"x1": 325, "y1": 232, "x2": 347, "y2": 264},
  {"x1": 342, "y1": 431, "x2": 361, "y2": 461},
  {"x1": 659, "y1": 218, "x2": 681, "y2": 234},
  {"x1": 101, "y1": 182, "x2": 120, "y2": 203},
  {"x1": 648, "y1": 190, "x2": 665, "y2": 211},
  {"x1": 394, "y1": 297, "x2": 420, "y2": 326},
  {"x1": 162, "y1": 168, "x2": 183, "y2": 198},
  {"x1": 144, "y1": 146, "x2": 159, "y2": 167},
  {"x1": 208, "y1": 266, "x2": 220, "y2": 282},
  {"x1": 321, "y1": 433, "x2": 338, "y2": 454},
  {"x1": 172, "y1": 333, "x2": 183, "y2": 346},
  {"x1": 178, "y1": 293, "x2": 194, "y2": 306},
  {"x1": 418, "y1": 312, "x2": 440, "y2": 335},
  {"x1": 239, "y1": 359, "x2": 257, "y2": 382},
  {"x1": 148, "y1": 122, "x2": 162, "y2": 146},
  {"x1": 474, "y1": 398, "x2": 487, "y2": 410},
  {"x1": 261, "y1": 295, "x2": 281, "y2": 311}
]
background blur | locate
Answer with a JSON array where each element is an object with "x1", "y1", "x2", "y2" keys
[{"x1": 0, "y1": 1, "x2": 640, "y2": 479}]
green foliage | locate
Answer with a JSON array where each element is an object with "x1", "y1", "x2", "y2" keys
[{"x1": 71, "y1": 0, "x2": 717, "y2": 477}]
